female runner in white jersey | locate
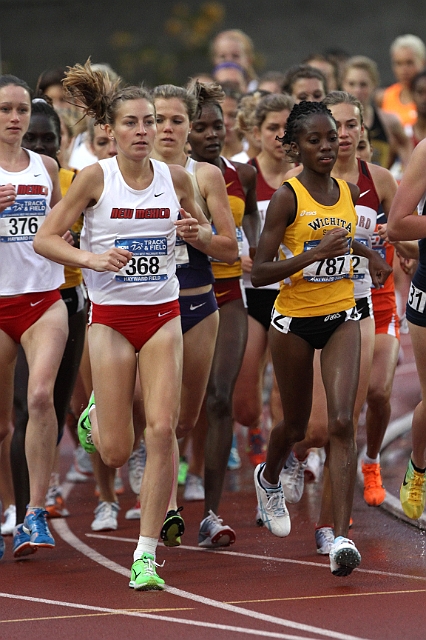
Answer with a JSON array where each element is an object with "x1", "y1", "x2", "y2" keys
[
  {"x1": 149, "y1": 83, "x2": 237, "y2": 544},
  {"x1": 34, "y1": 61, "x2": 212, "y2": 590},
  {"x1": 0, "y1": 75, "x2": 68, "y2": 559}
]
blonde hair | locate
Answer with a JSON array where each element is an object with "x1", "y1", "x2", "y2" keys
[
  {"x1": 253, "y1": 93, "x2": 294, "y2": 129},
  {"x1": 323, "y1": 90, "x2": 364, "y2": 126},
  {"x1": 151, "y1": 84, "x2": 198, "y2": 122},
  {"x1": 210, "y1": 29, "x2": 256, "y2": 80},
  {"x1": 342, "y1": 55, "x2": 380, "y2": 89},
  {"x1": 236, "y1": 91, "x2": 263, "y2": 135},
  {"x1": 390, "y1": 34, "x2": 426, "y2": 62}
]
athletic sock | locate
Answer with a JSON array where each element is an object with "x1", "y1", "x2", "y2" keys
[
  {"x1": 134, "y1": 536, "x2": 157, "y2": 562},
  {"x1": 412, "y1": 459, "x2": 426, "y2": 474},
  {"x1": 260, "y1": 467, "x2": 280, "y2": 490},
  {"x1": 364, "y1": 454, "x2": 380, "y2": 465}
]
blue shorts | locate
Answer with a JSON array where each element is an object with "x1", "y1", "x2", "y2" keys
[{"x1": 179, "y1": 289, "x2": 218, "y2": 334}]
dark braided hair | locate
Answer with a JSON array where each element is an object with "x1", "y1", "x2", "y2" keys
[{"x1": 278, "y1": 100, "x2": 335, "y2": 147}]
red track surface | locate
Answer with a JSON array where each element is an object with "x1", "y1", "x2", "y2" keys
[{"x1": 1, "y1": 331, "x2": 426, "y2": 640}]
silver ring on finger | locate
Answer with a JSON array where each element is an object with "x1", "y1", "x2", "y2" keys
[{"x1": 189, "y1": 225, "x2": 192, "y2": 232}]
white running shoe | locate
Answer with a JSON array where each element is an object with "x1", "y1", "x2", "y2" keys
[
  {"x1": 91, "y1": 502, "x2": 119, "y2": 531},
  {"x1": 198, "y1": 510, "x2": 236, "y2": 548},
  {"x1": 315, "y1": 526, "x2": 334, "y2": 555},
  {"x1": 227, "y1": 436, "x2": 242, "y2": 470},
  {"x1": 279, "y1": 451, "x2": 307, "y2": 503},
  {"x1": 304, "y1": 449, "x2": 323, "y2": 483},
  {"x1": 1, "y1": 504, "x2": 16, "y2": 536},
  {"x1": 66, "y1": 445, "x2": 93, "y2": 482},
  {"x1": 329, "y1": 536, "x2": 361, "y2": 576},
  {"x1": 128, "y1": 440, "x2": 146, "y2": 495},
  {"x1": 184, "y1": 473, "x2": 205, "y2": 501},
  {"x1": 125, "y1": 500, "x2": 141, "y2": 520},
  {"x1": 254, "y1": 463, "x2": 291, "y2": 537}
]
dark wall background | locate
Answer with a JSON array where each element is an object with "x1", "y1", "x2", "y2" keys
[{"x1": 1, "y1": 0, "x2": 426, "y2": 90}]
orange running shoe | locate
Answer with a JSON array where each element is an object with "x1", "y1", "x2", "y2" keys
[
  {"x1": 362, "y1": 461, "x2": 386, "y2": 506},
  {"x1": 45, "y1": 489, "x2": 70, "y2": 518}
]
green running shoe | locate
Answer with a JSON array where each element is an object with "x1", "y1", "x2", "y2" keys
[
  {"x1": 178, "y1": 456, "x2": 188, "y2": 485},
  {"x1": 77, "y1": 391, "x2": 96, "y2": 454},
  {"x1": 160, "y1": 506, "x2": 185, "y2": 547},
  {"x1": 400, "y1": 458, "x2": 426, "y2": 519},
  {"x1": 129, "y1": 553, "x2": 165, "y2": 590}
]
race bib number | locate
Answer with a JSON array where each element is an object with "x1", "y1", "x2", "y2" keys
[
  {"x1": 351, "y1": 237, "x2": 369, "y2": 281},
  {"x1": 236, "y1": 226, "x2": 243, "y2": 257},
  {"x1": 115, "y1": 237, "x2": 168, "y2": 282},
  {"x1": 175, "y1": 236, "x2": 189, "y2": 268},
  {"x1": 372, "y1": 245, "x2": 386, "y2": 261},
  {"x1": 408, "y1": 282, "x2": 426, "y2": 314},
  {"x1": 302, "y1": 239, "x2": 351, "y2": 282},
  {"x1": 0, "y1": 198, "x2": 47, "y2": 242}
]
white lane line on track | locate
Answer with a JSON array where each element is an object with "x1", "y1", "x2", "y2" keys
[
  {"x1": 86, "y1": 533, "x2": 426, "y2": 583},
  {"x1": 0, "y1": 593, "x2": 323, "y2": 640},
  {"x1": 52, "y1": 519, "x2": 371, "y2": 640}
]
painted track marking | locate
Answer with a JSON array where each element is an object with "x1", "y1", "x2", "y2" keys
[
  {"x1": 87, "y1": 533, "x2": 426, "y2": 582},
  {"x1": 50, "y1": 519, "x2": 372, "y2": 640},
  {"x1": 0, "y1": 593, "x2": 322, "y2": 640}
]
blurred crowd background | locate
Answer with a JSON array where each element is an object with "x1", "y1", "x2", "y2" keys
[{"x1": 1, "y1": 0, "x2": 426, "y2": 89}]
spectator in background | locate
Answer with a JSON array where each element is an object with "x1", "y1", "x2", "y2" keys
[
  {"x1": 405, "y1": 70, "x2": 426, "y2": 146},
  {"x1": 232, "y1": 91, "x2": 268, "y2": 163},
  {"x1": 210, "y1": 28, "x2": 258, "y2": 90},
  {"x1": 220, "y1": 82, "x2": 244, "y2": 159},
  {"x1": 376, "y1": 34, "x2": 426, "y2": 127},
  {"x1": 212, "y1": 62, "x2": 247, "y2": 94},
  {"x1": 282, "y1": 65, "x2": 327, "y2": 103},
  {"x1": 341, "y1": 55, "x2": 412, "y2": 170},
  {"x1": 35, "y1": 68, "x2": 69, "y2": 110},
  {"x1": 257, "y1": 71, "x2": 286, "y2": 94},
  {"x1": 303, "y1": 53, "x2": 339, "y2": 91}
]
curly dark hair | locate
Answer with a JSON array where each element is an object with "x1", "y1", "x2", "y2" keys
[
  {"x1": 187, "y1": 80, "x2": 225, "y2": 120},
  {"x1": 278, "y1": 100, "x2": 335, "y2": 147}
]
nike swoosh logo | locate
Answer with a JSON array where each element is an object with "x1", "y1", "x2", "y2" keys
[
  {"x1": 30, "y1": 299, "x2": 44, "y2": 307},
  {"x1": 34, "y1": 173, "x2": 41, "y2": 177},
  {"x1": 215, "y1": 290, "x2": 231, "y2": 298},
  {"x1": 158, "y1": 310, "x2": 173, "y2": 317},
  {"x1": 402, "y1": 476, "x2": 409, "y2": 486},
  {"x1": 133, "y1": 571, "x2": 141, "y2": 579},
  {"x1": 154, "y1": 192, "x2": 164, "y2": 197},
  {"x1": 190, "y1": 302, "x2": 206, "y2": 311},
  {"x1": 359, "y1": 190, "x2": 370, "y2": 198},
  {"x1": 226, "y1": 182, "x2": 234, "y2": 188}
]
